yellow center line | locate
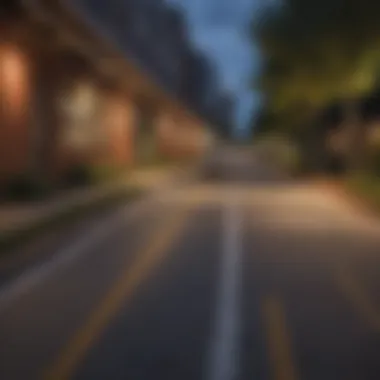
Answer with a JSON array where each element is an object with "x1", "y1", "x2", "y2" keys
[
  {"x1": 43, "y1": 205, "x2": 194, "y2": 380},
  {"x1": 262, "y1": 296, "x2": 299, "y2": 380},
  {"x1": 335, "y1": 265, "x2": 380, "y2": 332}
]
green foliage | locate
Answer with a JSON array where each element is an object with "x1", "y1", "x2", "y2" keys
[
  {"x1": 368, "y1": 149, "x2": 380, "y2": 176},
  {"x1": 251, "y1": 0, "x2": 380, "y2": 174},
  {"x1": 252, "y1": 0, "x2": 380, "y2": 115},
  {"x1": 345, "y1": 172, "x2": 380, "y2": 212},
  {"x1": 0, "y1": 187, "x2": 142, "y2": 254},
  {"x1": 3, "y1": 175, "x2": 52, "y2": 202},
  {"x1": 63, "y1": 163, "x2": 129, "y2": 188},
  {"x1": 90, "y1": 165, "x2": 128, "y2": 183},
  {"x1": 63, "y1": 164, "x2": 96, "y2": 188}
]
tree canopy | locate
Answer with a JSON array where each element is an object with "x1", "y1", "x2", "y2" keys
[
  {"x1": 252, "y1": 0, "x2": 380, "y2": 171},
  {"x1": 253, "y1": 0, "x2": 380, "y2": 113}
]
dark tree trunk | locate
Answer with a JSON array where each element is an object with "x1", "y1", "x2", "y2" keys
[
  {"x1": 342, "y1": 98, "x2": 368, "y2": 173},
  {"x1": 296, "y1": 109, "x2": 327, "y2": 174}
]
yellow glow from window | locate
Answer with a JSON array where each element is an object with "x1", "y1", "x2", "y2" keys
[{"x1": 0, "y1": 46, "x2": 29, "y2": 118}]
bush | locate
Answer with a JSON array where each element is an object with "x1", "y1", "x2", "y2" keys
[
  {"x1": 63, "y1": 164, "x2": 95, "y2": 188},
  {"x1": 3, "y1": 175, "x2": 52, "y2": 202},
  {"x1": 325, "y1": 154, "x2": 346, "y2": 176},
  {"x1": 90, "y1": 165, "x2": 127, "y2": 183},
  {"x1": 345, "y1": 173, "x2": 380, "y2": 212},
  {"x1": 369, "y1": 149, "x2": 380, "y2": 176}
]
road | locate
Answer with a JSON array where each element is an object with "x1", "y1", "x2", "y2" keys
[{"x1": 0, "y1": 149, "x2": 380, "y2": 380}]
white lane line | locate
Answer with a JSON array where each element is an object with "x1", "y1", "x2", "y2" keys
[
  {"x1": 206, "y1": 194, "x2": 242, "y2": 380},
  {"x1": 0, "y1": 198, "x2": 154, "y2": 314}
]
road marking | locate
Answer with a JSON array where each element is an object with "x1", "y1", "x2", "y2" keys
[
  {"x1": 44, "y1": 206, "x2": 192, "y2": 380},
  {"x1": 262, "y1": 296, "x2": 298, "y2": 380},
  {"x1": 335, "y1": 265, "x2": 380, "y2": 331},
  {"x1": 0, "y1": 198, "x2": 154, "y2": 314},
  {"x1": 206, "y1": 196, "x2": 242, "y2": 380}
]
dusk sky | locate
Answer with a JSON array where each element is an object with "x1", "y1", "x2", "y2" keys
[{"x1": 168, "y1": 0, "x2": 262, "y2": 133}]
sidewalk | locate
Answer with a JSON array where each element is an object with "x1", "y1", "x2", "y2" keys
[{"x1": 0, "y1": 165, "x2": 193, "y2": 237}]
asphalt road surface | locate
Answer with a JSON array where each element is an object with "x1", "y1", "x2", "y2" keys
[{"x1": 1, "y1": 149, "x2": 380, "y2": 380}]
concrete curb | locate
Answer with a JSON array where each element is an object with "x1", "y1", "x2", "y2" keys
[{"x1": 0, "y1": 166, "x2": 195, "y2": 239}]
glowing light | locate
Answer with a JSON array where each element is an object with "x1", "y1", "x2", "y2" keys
[
  {"x1": 0, "y1": 45, "x2": 29, "y2": 119},
  {"x1": 61, "y1": 82, "x2": 98, "y2": 118},
  {"x1": 60, "y1": 81, "x2": 102, "y2": 149}
]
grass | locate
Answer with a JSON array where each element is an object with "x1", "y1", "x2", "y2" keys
[
  {"x1": 138, "y1": 156, "x2": 177, "y2": 168},
  {"x1": 138, "y1": 154, "x2": 196, "y2": 168},
  {"x1": 89, "y1": 165, "x2": 131, "y2": 184},
  {"x1": 344, "y1": 172, "x2": 380, "y2": 213},
  {"x1": 134, "y1": 156, "x2": 198, "y2": 177},
  {"x1": 0, "y1": 186, "x2": 142, "y2": 255}
]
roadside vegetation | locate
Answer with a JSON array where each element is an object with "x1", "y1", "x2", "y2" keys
[
  {"x1": 0, "y1": 186, "x2": 141, "y2": 255},
  {"x1": 251, "y1": 0, "x2": 380, "y2": 210}
]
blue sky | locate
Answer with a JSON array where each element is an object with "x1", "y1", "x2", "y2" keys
[{"x1": 168, "y1": 0, "x2": 262, "y2": 133}]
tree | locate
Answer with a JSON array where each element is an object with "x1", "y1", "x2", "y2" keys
[{"x1": 252, "y1": 0, "x2": 380, "y2": 171}]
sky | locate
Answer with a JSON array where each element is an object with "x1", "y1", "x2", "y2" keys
[{"x1": 168, "y1": 0, "x2": 262, "y2": 134}]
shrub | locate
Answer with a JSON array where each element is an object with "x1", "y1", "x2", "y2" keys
[
  {"x1": 91, "y1": 165, "x2": 127, "y2": 183},
  {"x1": 325, "y1": 153, "x2": 346, "y2": 176},
  {"x1": 345, "y1": 172, "x2": 380, "y2": 212},
  {"x1": 63, "y1": 164, "x2": 95, "y2": 188},
  {"x1": 3, "y1": 175, "x2": 51, "y2": 202},
  {"x1": 369, "y1": 149, "x2": 380, "y2": 176}
]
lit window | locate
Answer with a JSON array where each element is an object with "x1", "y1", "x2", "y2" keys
[{"x1": 0, "y1": 45, "x2": 29, "y2": 118}]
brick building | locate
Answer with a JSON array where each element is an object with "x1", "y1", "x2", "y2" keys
[{"x1": 0, "y1": 1, "x2": 209, "y2": 189}]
